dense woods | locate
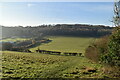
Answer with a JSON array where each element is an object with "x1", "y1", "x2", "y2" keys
[{"x1": 1, "y1": 24, "x2": 113, "y2": 39}]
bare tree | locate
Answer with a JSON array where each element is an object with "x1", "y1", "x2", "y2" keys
[{"x1": 112, "y1": 0, "x2": 120, "y2": 27}]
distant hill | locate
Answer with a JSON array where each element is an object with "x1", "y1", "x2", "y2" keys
[{"x1": 1, "y1": 24, "x2": 113, "y2": 38}]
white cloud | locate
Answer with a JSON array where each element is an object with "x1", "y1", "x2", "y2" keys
[{"x1": 27, "y1": 3, "x2": 35, "y2": 7}]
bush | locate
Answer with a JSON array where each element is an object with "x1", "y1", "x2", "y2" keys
[
  {"x1": 85, "y1": 27, "x2": 120, "y2": 77},
  {"x1": 85, "y1": 36, "x2": 109, "y2": 62},
  {"x1": 2, "y1": 42, "x2": 13, "y2": 50},
  {"x1": 85, "y1": 45, "x2": 99, "y2": 62},
  {"x1": 101, "y1": 27, "x2": 120, "y2": 66}
]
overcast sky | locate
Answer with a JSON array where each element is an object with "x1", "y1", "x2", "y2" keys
[{"x1": 0, "y1": 2, "x2": 114, "y2": 26}]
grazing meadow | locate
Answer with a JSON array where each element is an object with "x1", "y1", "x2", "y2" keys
[
  {"x1": 2, "y1": 51, "x2": 104, "y2": 78},
  {"x1": 1, "y1": 36, "x2": 106, "y2": 78},
  {"x1": 0, "y1": 38, "x2": 30, "y2": 42},
  {"x1": 30, "y1": 36, "x2": 96, "y2": 54}
]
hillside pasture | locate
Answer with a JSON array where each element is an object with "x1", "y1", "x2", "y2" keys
[
  {"x1": 2, "y1": 51, "x2": 103, "y2": 78},
  {"x1": 30, "y1": 36, "x2": 96, "y2": 54},
  {"x1": 0, "y1": 38, "x2": 30, "y2": 43}
]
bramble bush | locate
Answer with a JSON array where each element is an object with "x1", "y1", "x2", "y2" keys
[
  {"x1": 85, "y1": 27, "x2": 120, "y2": 67},
  {"x1": 101, "y1": 27, "x2": 120, "y2": 66},
  {"x1": 85, "y1": 28, "x2": 120, "y2": 77},
  {"x1": 85, "y1": 36, "x2": 109, "y2": 62}
]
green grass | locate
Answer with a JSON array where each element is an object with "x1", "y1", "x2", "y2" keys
[
  {"x1": 0, "y1": 38, "x2": 30, "y2": 42},
  {"x1": 2, "y1": 51, "x2": 104, "y2": 78},
  {"x1": 2, "y1": 36, "x2": 106, "y2": 78},
  {"x1": 30, "y1": 36, "x2": 96, "y2": 53}
]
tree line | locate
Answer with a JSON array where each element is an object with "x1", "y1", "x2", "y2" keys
[
  {"x1": 36, "y1": 48, "x2": 82, "y2": 56},
  {"x1": 1, "y1": 24, "x2": 113, "y2": 39}
]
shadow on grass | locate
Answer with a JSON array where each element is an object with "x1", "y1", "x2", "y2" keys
[{"x1": 28, "y1": 40, "x2": 52, "y2": 49}]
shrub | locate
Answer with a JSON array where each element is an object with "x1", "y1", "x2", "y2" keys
[
  {"x1": 85, "y1": 36, "x2": 109, "y2": 62},
  {"x1": 101, "y1": 27, "x2": 120, "y2": 66},
  {"x1": 2, "y1": 42, "x2": 13, "y2": 50},
  {"x1": 85, "y1": 45, "x2": 99, "y2": 62}
]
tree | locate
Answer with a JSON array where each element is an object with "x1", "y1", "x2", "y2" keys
[
  {"x1": 112, "y1": 0, "x2": 120, "y2": 27},
  {"x1": 2, "y1": 42, "x2": 13, "y2": 50},
  {"x1": 100, "y1": 0, "x2": 120, "y2": 66}
]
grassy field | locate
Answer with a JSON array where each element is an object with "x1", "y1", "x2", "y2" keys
[
  {"x1": 0, "y1": 38, "x2": 30, "y2": 42},
  {"x1": 2, "y1": 36, "x2": 107, "y2": 78},
  {"x1": 30, "y1": 36, "x2": 96, "y2": 53},
  {"x1": 2, "y1": 51, "x2": 104, "y2": 78}
]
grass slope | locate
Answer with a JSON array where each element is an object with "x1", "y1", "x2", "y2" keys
[
  {"x1": 0, "y1": 38, "x2": 30, "y2": 42},
  {"x1": 30, "y1": 36, "x2": 96, "y2": 53},
  {"x1": 2, "y1": 51, "x2": 104, "y2": 78}
]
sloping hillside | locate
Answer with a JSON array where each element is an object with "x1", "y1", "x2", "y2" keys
[{"x1": 2, "y1": 51, "x2": 104, "y2": 78}]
